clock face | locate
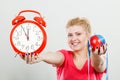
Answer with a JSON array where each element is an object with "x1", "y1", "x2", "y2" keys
[{"x1": 12, "y1": 22, "x2": 44, "y2": 53}]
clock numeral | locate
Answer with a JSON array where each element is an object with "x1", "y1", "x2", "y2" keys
[
  {"x1": 13, "y1": 36, "x2": 19, "y2": 40},
  {"x1": 37, "y1": 36, "x2": 43, "y2": 41},
  {"x1": 35, "y1": 42, "x2": 39, "y2": 46},
  {"x1": 21, "y1": 45, "x2": 25, "y2": 49},
  {"x1": 31, "y1": 44, "x2": 34, "y2": 50},
  {"x1": 26, "y1": 46, "x2": 29, "y2": 51},
  {"x1": 35, "y1": 30, "x2": 41, "y2": 35},
  {"x1": 26, "y1": 24, "x2": 31, "y2": 30},
  {"x1": 33, "y1": 26, "x2": 37, "y2": 32},
  {"x1": 15, "y1": 29, "x2": 22, "y2": 36},
  {"x1": 18, "y1": 28, "x2": 22, "y2": 36}
]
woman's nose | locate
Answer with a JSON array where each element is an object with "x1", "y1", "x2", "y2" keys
[{"x1": 72, "y1": 35, "x2": 77, "y2": 41}]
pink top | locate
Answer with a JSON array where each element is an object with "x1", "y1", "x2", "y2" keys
[{"x1": 56, "y1": 49, "x2": 105, "y2": 80}]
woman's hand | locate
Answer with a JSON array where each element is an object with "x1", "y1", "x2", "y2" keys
[
  {"x1": 90, "y1": 43, "x2": 107, "y2": 72},
  {"x1": 19, "y1": 51, "x2": 64, "y2": 66},
  {"x1": 91, "y1": 43, "x2": 107, "y2": 55},
  {"x1": 19, "y1": 53, "x2": 41, "y2": 64}
]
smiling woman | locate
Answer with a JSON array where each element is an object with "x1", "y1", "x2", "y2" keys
[{"x1": 19, "y1": 17, "x2": 107, "y2": 80}]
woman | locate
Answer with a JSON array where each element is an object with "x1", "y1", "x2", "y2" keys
[{"x1": 20, "y1": 17, "x2": 107, "y2": 80}]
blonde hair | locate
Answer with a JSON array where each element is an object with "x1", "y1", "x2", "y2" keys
[{"x1": 66, "y1": 17, "x2": 92, "y2": 35}]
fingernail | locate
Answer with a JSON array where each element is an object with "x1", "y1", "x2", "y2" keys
[
  {"x1": 100, "y1": 44, "x2": 103, "y2": 47},
  {"x1": 32, "y1": 52, "x2": 34, "y2": 55},
  {"x1": 26, "y1": 53, "x2": 29, "y2": 56}
]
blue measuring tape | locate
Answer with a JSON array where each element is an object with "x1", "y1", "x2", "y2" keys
[
  {"x1": 106, "y1": 50, "x2": 109, "y2": 80},
  {"x1": 88, "y1": 41, "x2": 109, "y2": 80},
  {"x1": 88, "y1": 41, "x2": 91, "y2": 80}
]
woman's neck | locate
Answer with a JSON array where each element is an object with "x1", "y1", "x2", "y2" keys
[{"x1": 73, "y1": 47, "x2": 88, "y2": 59}]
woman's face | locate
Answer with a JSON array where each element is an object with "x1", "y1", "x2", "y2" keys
[{"x1": 67, "y1": 25, "x2": 89, "y2": 51}]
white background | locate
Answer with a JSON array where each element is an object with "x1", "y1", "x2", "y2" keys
[{"x1": 0, "y1": 0, "x2": 119, "y2": 80}]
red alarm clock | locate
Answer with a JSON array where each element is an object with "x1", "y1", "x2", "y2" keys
[{"x1": 10, "y1": 10, "x2": 47, "y2": 56}]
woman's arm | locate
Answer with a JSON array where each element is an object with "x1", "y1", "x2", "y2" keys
[
  {"x1": 91, "y1": 44, "x2": 107, "y2": 72},
  {"x1": 20, "y1": 51, "x2": 64, "y2": 67}
]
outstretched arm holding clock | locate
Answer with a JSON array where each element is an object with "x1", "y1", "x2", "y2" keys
[
  {"x1": 19, "y1": 17, "x2": 107, "y2": 80},
  {"x1": 20, "y1": 51, "x2": 65, "y2": 67}
]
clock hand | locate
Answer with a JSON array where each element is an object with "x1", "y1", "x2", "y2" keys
[
  {"x1": 21, "y1": 25, "x2": 29, "y2": 40},
  {"x1": 27, "y1": 28, "x2": 29, "y2": 41}
]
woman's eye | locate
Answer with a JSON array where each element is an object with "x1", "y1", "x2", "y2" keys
[
  {"x1": 76, "y1": 33, "x2": 81, "y2": 36},
  {"x1": 68, "y1": 34, "x2": 73, "y2": 37}
]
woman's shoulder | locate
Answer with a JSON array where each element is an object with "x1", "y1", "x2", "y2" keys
[
  {"x1": 57, "y1": 49, "x2": 73, "y2": 59},
  {"x1": 58, "y1": 49, "x2": 72, "y2": 54}
]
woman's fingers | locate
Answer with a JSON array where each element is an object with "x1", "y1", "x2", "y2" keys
[
  {"x1": 20, "y1": 53, "x2": 39, "y2": 64},
  {"x1": 25, "y1": 53, "x2": 29, "y2": 64},
  {"x1": 91, "y1": 43, "x2": 107, "y2": 55}
]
